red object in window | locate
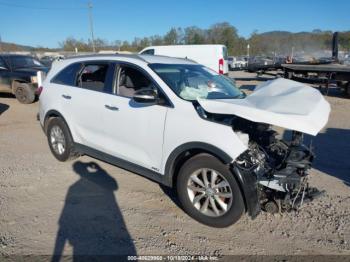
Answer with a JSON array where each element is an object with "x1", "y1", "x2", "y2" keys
[{"x1": 219, "y1": 58, "x2": 224, "y2": 74}]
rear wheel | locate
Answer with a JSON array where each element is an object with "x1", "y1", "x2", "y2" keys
[
  {"x1": 176, "y1": 153, "x2": 244, "y2": 227},
  {"x1": 47, "y1": 118, "x2": 79, "y2": 162},
  {"x1": 13, "y1": 83, "x2": 35, "y2": 104}
]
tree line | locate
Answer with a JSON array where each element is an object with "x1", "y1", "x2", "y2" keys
[
  {"x1": 2, "y1": 22, "x2": 350, "y2": 56},
  {"x1": 58, "y1": 22, "x2": 248, "y2": 55},
  {"x1": 59, "y1": 22, "x2": 350, "y2": 56}
]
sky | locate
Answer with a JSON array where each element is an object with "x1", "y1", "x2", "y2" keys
[{"x1": 0, "y1": 0, "x2": 349, "y2": 48}]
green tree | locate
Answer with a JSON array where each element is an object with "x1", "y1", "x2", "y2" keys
[
  {"x1": 184, "y1": 26, "x2": 206, "y2": 44},
  {"x1": 163, "y1": 28, "x2": 179, "y2": 45}
]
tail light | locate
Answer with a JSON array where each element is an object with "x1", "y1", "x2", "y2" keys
[
  {"x1": 219, "y1": 58, "x2": 224, "y2": 74},
  {"x1": 36, "y1": 86, "x2": 43, "y2": 96}
]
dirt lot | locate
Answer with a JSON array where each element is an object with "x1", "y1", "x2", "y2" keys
[{"x1": 0, "y1": 71, "x2": 350, "y2": 257}]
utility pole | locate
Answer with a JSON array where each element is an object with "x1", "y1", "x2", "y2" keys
[
  {"x1": 247, "y1": 43, "x2": 250, "y2": 66},
  {"x1": 88, "y1": 1, "x2": 96, "y2": 52}
]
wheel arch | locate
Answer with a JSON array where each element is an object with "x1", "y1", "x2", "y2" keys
[
  {"x1": 44, "y1": 110, "x2": 71, "y2": 136},
  {"x1": 164, "y1": 142, "x2": 233, "y2": 188},
  {"x1": 164, "y1": 142, "x2": 261, "y2": 218},
  {"x1": 11, "y1": 79, "x2": 32, "y2": 93}
]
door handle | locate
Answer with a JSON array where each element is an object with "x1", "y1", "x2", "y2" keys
[
  {"x1": 105, "y1": 105, "x2": 119, "y2": 111},
  {"x1": 62, "y1": 94, "x2": 71, "y2": 99}
]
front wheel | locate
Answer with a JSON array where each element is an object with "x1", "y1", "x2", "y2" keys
[{"x1": 176, "y1": 154, "x2": 245, "y2": 227}]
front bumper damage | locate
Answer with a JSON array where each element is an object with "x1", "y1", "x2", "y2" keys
[
  {"x1": 196, "y1": 78, "x2": 331, "y2": 218},
  {"x1": 233, "y1": 131, "x2": 325, "y2": 217}
]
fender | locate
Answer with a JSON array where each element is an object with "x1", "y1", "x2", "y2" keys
[
  {"x1": 12, "y1": 79, "x2": 35, "y2": 93},
  {"x1": 232, "y1": 166, "x2": 261, "y2": 219},
  {"x1": 164, "y1": 142, "x2": 260, "y2": 218},
  {"x1": 164, "y1": 142, "x2": 233, "y2": 187}
]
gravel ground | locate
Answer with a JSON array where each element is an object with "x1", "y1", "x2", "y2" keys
[{"x1": 0, "y1": 71, "x2": 349, "y2": 257}]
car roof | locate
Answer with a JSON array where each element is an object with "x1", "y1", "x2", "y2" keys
[{"x1": 63, "y1": 54, "x2": 197, "y2": 65}]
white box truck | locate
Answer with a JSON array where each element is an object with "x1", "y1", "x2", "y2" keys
[{"x1": 139, "y1": 45, "x2": 229, "y2": 75}]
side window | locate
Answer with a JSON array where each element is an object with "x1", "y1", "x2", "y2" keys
[
  {"x1": 52, "y1": 63, "x2": 82, "y2": 86},
  {"x1": 141, "y1": 49, "x2": 155, "y2": 55},
  {"x1": 116, "y1": 65, "x2": 157, "y2": 98},
  {"x1": 77, "y1": 64, "x2": 109, "y2": 92},
  {"x1": 0, "y1": 58, "x2": 7, "y2": 68}
]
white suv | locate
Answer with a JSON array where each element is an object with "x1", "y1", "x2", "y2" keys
[{"x1": 39, "y1": 54, "x2": 330, "y2": 227}]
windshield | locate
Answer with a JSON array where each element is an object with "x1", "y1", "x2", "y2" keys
[
  {"x1": 149, "y1": 64, "x2": 244, "y2": 101},
  {"x1": 10, "y1": 56, "x2": 43, "y2": 68}
]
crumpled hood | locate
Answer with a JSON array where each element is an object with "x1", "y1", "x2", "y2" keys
[{"x1": 198, "y1": 78, "x2": 331, "y2": 136}]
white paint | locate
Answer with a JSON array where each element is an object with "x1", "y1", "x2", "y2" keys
[
  {"x1": 139, "y1": 45, "x2": 229, "y2": 74},
  {"x1": 198, "y1": 78, "x2": 331, "y2": 136}
]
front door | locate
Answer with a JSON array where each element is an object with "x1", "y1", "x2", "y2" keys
[{"x1": 101, "y1": 63, "x2": 169, "y2": 172}]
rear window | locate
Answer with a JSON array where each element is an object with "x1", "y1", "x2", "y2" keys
[
  {"x1": 51, "y1": 63, "x2": 82, "y2": 86},
  {"x1": 9, "y1": 56, "x2": 43, "y2": 68},
  {"x1": 0, "y1": 57, "x2": 7, "y2": 68},
  {"x1": 222, "y1": 47, "x2": 228, "y2": 60},
  {"x1": 77, "y1": 64, "x2": 109, "y2": 92},
  {"x1": 141, "y1": 49, "x2": 155, "y2": 55}
]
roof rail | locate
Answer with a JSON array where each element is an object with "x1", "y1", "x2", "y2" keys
[{"x1": 63, "y1": 53, "x2": 147, "y2": 62}]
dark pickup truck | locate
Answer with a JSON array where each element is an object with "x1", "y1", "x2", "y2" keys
[{"x1": 0, "y1": 54, "x2": 49, "y2": 104}]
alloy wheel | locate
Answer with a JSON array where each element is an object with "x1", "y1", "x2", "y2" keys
[
  {"x1": 50, "y1": 125, "x2": 66, "y2": 155},
  {"x1": 187, "y1": 168, "x2": 233, "y2": 217}
]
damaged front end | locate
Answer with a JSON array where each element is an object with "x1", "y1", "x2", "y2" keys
[
  {"x1": 231, "y1": 117, "x2": 324, "y2": 216},
  {"x1": 195, "y1": 103, "x2": 325, "y2": 218},
  {"x1": 195, "y1": 78, "x2": 330, "y2": 218}
]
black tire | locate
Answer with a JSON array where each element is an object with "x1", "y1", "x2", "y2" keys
[
  {"x1": 46, "y1": 117, "x2": 79, "y2": 162},
  {"x1": 176, "y1": 153, "x2": 245, "y2": 227},
  {"x1": 13, "y1": 83, "x2": 35, "y2": 104}
]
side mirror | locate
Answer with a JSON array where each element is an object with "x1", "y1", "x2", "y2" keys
[{"x1": 133, "y1": 88, "x2": 158, "y2": 103}]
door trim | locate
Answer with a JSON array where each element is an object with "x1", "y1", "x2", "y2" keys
[{"x1": 74, "y1": 143, "x2": 171, "y2": 187}]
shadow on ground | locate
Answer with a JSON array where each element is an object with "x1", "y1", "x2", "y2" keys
[
  {"x1": 159, "y1": 184, "x2": 181, "y2": 210},
  {"x1": 284, "y1": 128, "x2": 350, "y2": 185},
  {"x1": 0, "y1": 103, "x2": 9, "y2": 115},
  {"x1": 319, "y1": 86, "x2": 350, "y2": 99},
  {"x1": 52, "y1": 161, "x2": 136, "y2": 261},
  {"x1": 0, "y1": 93, "x2": 15, "y2": 99}
]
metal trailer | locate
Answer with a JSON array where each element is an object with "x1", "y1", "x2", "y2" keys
[
  {"x1": 281, "y1": 32, "x2": 350, "y2": 96},
  {"x1": 282, "y1": 63, "x2": 350, "y2": 96}
]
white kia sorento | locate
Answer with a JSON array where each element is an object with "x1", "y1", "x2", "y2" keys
[{"x1": 39, "y1": 54, "x2": 330, "y2": 227}]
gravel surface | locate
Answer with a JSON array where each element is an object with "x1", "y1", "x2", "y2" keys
[{"x1": 0, "y1": 71, "x2": 349, "y2": 257}]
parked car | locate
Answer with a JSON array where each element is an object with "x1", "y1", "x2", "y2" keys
[
  {"x1": 139, "y1": 45, "x2": 229, "y2": 75},
  {"x1": 40, "y1": 55, "x2": 64, "y2": 68},
  {"x1": 228, "y1": 56, "x2": 248, "y2": 70},
  {"x1": 39, "y1": 54, "x2": 330, "y2": 227},
  {"x1": 0, "y1": 54, "x2": 48, "y2": 103}
]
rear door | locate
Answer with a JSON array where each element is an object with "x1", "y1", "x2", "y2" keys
[{"x1": 66, "y1": 61, "x2": 115, "y2": 151}]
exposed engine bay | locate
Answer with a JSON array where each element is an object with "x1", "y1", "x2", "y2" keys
[
  {"x1": 231, "y1": 116, "x2": 324, "y2": 214},
  {"x1": 196, "y1": 105, "x2": 324, "y2": 215}
]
